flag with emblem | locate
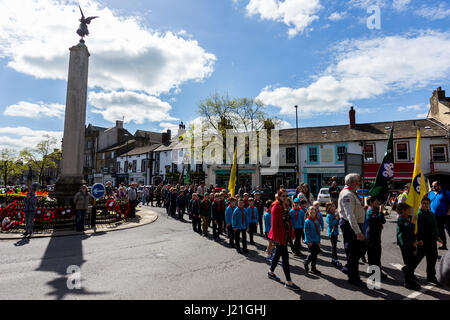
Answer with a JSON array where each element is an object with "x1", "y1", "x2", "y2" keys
[
  {"x1": 228, "y1": 147, "x2": 238, "y2": 197},
  {"x1": 405, "y1": 128, "x2": 427, "y2": 234},
  {"x1": 184, "y1": 165, "x2": 190, "y2": 184},
  {"x1": 369, "y1": 128, "x2": 394, "y2": 201}
]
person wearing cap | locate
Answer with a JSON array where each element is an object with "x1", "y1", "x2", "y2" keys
[
  {"x1": 200, "y1": 192, "x2": 211, "y2": 237},
  {"x1": 246, "y1": 198, "x2": 259, "y2": 245},
  {"x1": 365, "y1": 196, "x2": 387, "y2": 279},
  {"x1": 232, "y1": 198, "x2": 249, "y2": 254},
  {"x1": 289, "y1": 198, "x2": 305, "y2": 256}
]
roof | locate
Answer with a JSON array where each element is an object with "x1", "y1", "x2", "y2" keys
[
  {"x1": 119, "y1": 144, "x2": 161, "y2": 157},
  {"x1": 134, "y1": 130, "x2": 163, "y2": 142},
  {"x1": 278, "y1": 119, "x2": 448, "y2": 145},
  {"x1": 98, "y1": 139, "x2": 136, "y2": 153},
  {"x1": 154, "y1": 134, "x2": 184, "y2": 151}
]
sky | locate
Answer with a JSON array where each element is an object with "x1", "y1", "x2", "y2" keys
[{"x1": 0, "y1": 0, "x2": 449, "y2": 151}]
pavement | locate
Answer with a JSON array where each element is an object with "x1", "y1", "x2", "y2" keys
[{"x1": 0, "y1": 205, "x2": 158, "y2": 240}]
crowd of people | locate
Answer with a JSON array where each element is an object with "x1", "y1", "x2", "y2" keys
[{"x1": 140, "y1": 174, "x2": 449, "y2": 293}]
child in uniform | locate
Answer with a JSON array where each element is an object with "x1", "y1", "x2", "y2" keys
[
  {"x1": 232, "y1": 198, "x2": 249, "y2": 254},
  {"x1": 304, "y1": 206, "x2": 322, "y2": 274},
  {"x1": 246, "y1": 197, "x2": 259, "y2": 245},
  {"x1": 326, "y1": 202, "x2": 342, "y2": 268},
  {"x1": 225, "y1": 197, "x2": 237, "y2": 248},
  {"x1": 289, "y1": 198, "x2": 305, "y2": 256},
  {"x1": 365, "y1": 196, "x2": 387, "y2": 279}
]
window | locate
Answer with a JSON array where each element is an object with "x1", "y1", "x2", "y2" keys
[
  {"x1": 141, "y1": 159, "x2": 147, "y2": 172},
  {"x1": 431, "y1": 145, "x2": 448, "y2": 162},
  {"x1": 308, "y1": 146, "x2": 319, "y2": 164},
  {"x1": 395, "y1": 142, "x2": 409, "y2": 161},
  {"x1": 87, "y1": 141, "x2": 92, "y2": 149},
  {"x1": 286, "y1": 147, "x2": 296, "y2": 164},
  {"x1": 132, "y1": 160, "x2": 137, "y2": 173},
  {"x1": 335, "y1": 144, "x2": 347, "y2": 163},
  {"x1": 101, "y1": 153, "x2": 105, "y2": 160},
  {"x1": 364, "y1": 143, "x2": 376, "y2": 162},
  {"x1": 124, "y1": 161, "x2": 128, "y2": 173},
  {"x1": 111, "y1": 151, "x2": 114, "y2": 158},
  {"x1": 116, "y1": 162, "x2": 121, "y2": 173}
]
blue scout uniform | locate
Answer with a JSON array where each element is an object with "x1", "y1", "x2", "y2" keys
[
  {"x1": 263, "y1": 209, "x2": 271, "y2": 235},
  {"x1": 289, "y1": 207, "x2": 305, "y2": 255},
  {"x1": 365, "y1": 207, "x2": 386, "y2": 269},
  {"x1": 225, "y1": 205, "x2": 236, "y2": 247},
  {"x1": 246, "y1": 205, "x2": 259, "y2": 244},
  {"x1": 232, "y1": 206, "x2": 248, "y2": 253},
  {"x1": 304, "y1": 217, "x2": 322, "y2": 271},
  {"x1": 327, "y1": 211, "x2": 340, "y2": 263}
]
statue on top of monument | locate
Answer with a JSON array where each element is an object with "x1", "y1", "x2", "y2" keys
[{"x1": 76, "y1": 5, "x2": 98, "y2": 39}]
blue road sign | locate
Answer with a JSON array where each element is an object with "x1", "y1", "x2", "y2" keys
[{"x1": 91, "y1": 183, "x2": 105, "y2": 199}]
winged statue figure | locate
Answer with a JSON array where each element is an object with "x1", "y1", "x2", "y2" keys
[{"x1": 76, "y1": 5, "x2": 98, "y2": 39}]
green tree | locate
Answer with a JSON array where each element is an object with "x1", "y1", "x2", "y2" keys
[
  {"x1": 20, "y1": 135, "x2": 61, "y2": 184},
  {"x1": 0, "y1": 148, "x2": 25, "y2": 186}
]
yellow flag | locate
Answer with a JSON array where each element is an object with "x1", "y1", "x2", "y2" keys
[
  {"x1": 405, "y1": 128, "x2": 427, "y2": 234},
  {"x1": 228, "y1": 147, "x2": 237, "y2": 197}
]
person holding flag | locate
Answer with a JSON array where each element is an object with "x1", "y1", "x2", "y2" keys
[{"x1": 369, "y1": 128, "x2": 394, "y2": 204}]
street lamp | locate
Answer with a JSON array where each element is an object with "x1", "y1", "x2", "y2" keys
[
  {"x1": 124, "y1": 133, "x2": 130, "y2": 186},
  {"x1": 295, "y1": 105, "x2": 300, "y2": 186}
]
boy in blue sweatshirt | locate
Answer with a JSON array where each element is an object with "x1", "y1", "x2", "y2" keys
[
  {"x1": 225, "y1": 197, "x2": 237, "y2": 248},
  {"x1": 246, "y1": 198, "x2": 259, "y2": 245},
  {"x1": 304, "y1": 206, "x2": 322, "y2": 275},
  {"x1": 289, "y1": 198, "x2": 305, "y2": 256},
  {"x1": 232, "y1": 198, "x2": 248, "y2": 254},
  {"x1": 326, "y1": 202, "x2": 342, "y2": 268}
]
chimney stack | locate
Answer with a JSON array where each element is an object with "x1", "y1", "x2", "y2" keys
[
  {"x1": 116, "y1": 120, "x2": 124, "y2": 129},
  {"x1": 349, "y1": 106, "x2": 356, "y2": 129},
  {"x1": 162, "y1": 129, "x2": 171, "y2": 145}
]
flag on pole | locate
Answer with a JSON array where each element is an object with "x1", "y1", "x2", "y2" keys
[
  {"x1": 369, "y1": 128, "x2": 394, "y2": 201},
  {"x1": 405, "y1": 128, "x2": 427, "y2": 234},
  {"x1": 228, "y1": 147, "x2": 238, "y2": 197}
]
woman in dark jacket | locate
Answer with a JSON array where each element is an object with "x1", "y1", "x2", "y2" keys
[{"x1": 267, "y1": 189, "x2": 300, "y2": 291}]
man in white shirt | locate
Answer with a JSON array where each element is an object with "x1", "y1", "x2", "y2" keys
[{"x1": 338, "y1": 173, "x2": 366, "y2": 287}]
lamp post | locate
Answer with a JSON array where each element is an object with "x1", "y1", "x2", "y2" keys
[
  {"x1": 124, "y1": 133, "x2": 130, "y2": 186},
  {"x1": 295, "y1": 105, "x2": 300, "y2": 186}
]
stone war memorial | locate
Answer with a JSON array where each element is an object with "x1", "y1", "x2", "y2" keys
[{"x1": 0, "y1": 7, "x2": 131, "y2": 233}]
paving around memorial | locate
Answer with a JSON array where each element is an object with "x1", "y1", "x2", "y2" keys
[{"x1": 0, "y1": 0, "x2": 449, "y2": 304}]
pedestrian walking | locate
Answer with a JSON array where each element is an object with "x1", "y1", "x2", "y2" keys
[
  {"x1": 325, "y1": 202, "x2": 342, "y2": 268},
  {"x1": 365, "y1": 196, "x2": 387, "y2": 279},
  {"x1": 232, "y1": 198, "x2": 248, "y2": 254},
  {"x1": 23, "y1": 188, "x2": 37, "y2": 237},
  {"x1": 246, "y1": 198, "x2": 258, "y2": 245},
  {"x1": 127, "y1": 183, "x2": 138, "y2": 219},
  {"x1": 225, "y1": 197, "x2": 237, "y2": 248},
  {"x1": 428, "y1": 181, "x2": 450, "y2": 250},
  {"x1": 289, "y1": 198, "x2": 305, "y2": 256},
  {"x1": 329, "y1": 181, "x2": 341, "y2": 206},
  {"x1": 338, "y1": 173, "x2": 366, "y2": 287},
  {"x1": 267, "y1": 189, "x2": 300, "y2": 291},
  {"x1": 396, "y1": 202, "x2": 421, "y2": 290},
  {"x1": 414, "y1": 196, "x2": 442, "y2": 285},
  {"x1": 304, "y1": 206, "x2": 322, "y2": 275},
  {"x1": 74, "y1": 185, "x2": 93, "y2": 232}
]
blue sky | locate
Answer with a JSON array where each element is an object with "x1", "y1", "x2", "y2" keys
[{"x1": 0, "y1": 0, "x2": 449, "y2": 150}]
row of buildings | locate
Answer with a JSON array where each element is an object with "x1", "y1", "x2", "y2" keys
[{"x1": 82, "y1": 87, "x2": 450, "y2": 196}]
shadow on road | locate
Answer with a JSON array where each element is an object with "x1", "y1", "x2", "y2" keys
[{"x1": 36, "y1": 232, "x2": 109, "y2": 299}]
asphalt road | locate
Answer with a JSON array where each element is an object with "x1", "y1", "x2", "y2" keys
[{"x1": 0, "y1": 205, "x2": 449, "y2": 300}]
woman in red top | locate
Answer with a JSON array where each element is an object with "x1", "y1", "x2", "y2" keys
[{"x1": 267, "y1": 189, "x2": 300, "y2": 291}]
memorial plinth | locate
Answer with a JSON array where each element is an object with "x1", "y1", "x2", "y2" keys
[{"x1": 53, "y1": 40, "x2": 90, "y2": 205}]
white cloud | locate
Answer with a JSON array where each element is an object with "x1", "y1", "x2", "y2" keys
[
  {"x1": 393, "y1": 0, "x2": 411, "y2": 11},
  {"x1": 328, "y1": 12, "x2": 347, "y2": 21},
  {"x1": 0, "y1": 127, "x2": 63, "y2": 150},
  {"x1": 4, "y1": 101, "x2": 65, "y2": 119},
  {"x1": 348, "y1": 0, "x2": 387, "y2": 8},
  {"x1": 0, "y1": 0, "x2": 216, "y2": 96},
  {"x1": 257, "y1": 31, "x2": 450, "y2": 117},
  {"x1": 416, "y1": 112, "x2": 428, "y2": 118},
  {"x1": 244, "y1": 0, "x2": 322, "y2": 37},
  {"x1": 396, "y1": 104, "x2": 422, "y2": 112},
  {"x1": 415, "y1": 3, "x2": 450, "y2": 20},
  {"x1": 89, "y1": 91, "x2": 178, "y2": 125}
]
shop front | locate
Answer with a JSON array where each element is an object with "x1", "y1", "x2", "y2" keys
[
  {"x1": 260, "y1": 168, "x2": 297, "y2": 190},
  {"x1": 303, "y1": 167, "x2": 345, "y2": 197},
  {"x1": 364, "y1": 162, "x2": 414, "y2": 190}
]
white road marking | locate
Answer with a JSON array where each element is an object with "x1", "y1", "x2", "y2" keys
[{"x1": 390, "y1": 263, "x2": 435, "y2": 300}]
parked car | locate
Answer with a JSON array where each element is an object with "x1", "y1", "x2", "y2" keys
[{"x1": 317, "y1": 188, "x2": 331, "y2": 206}]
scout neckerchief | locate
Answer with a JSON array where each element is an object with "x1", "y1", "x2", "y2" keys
[
  {"x1": 244, "y1": 199, "x2": 249, "y2": 207},
  {"x1": 293, "y1": 207, "x2": 300, "y2": 220},
  {"x1": 310, "y1": 216, "x2": 320, "y2": 235},
  {"x1": 250, "y1": 205, "x2": 255, "y2": 219}
]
